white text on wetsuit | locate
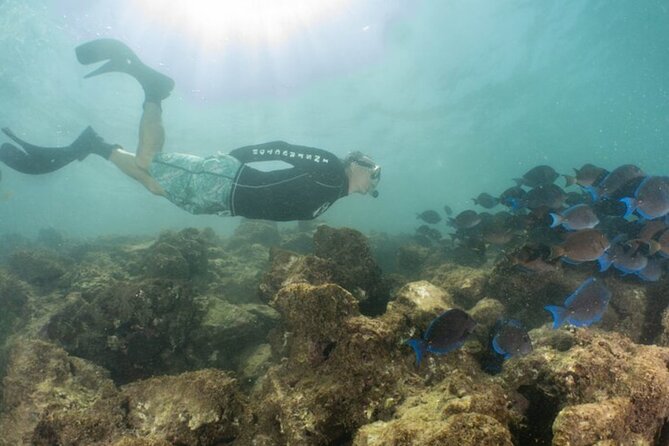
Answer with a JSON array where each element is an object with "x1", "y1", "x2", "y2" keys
[{"x1": 253, "y1": 148, "x2": 330, "y2": 163}]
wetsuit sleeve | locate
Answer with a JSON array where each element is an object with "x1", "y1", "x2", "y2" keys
[{"x1": 228, "y1": 141, "x2": 343, "y2": 178}]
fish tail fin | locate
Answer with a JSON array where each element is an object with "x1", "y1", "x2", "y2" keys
[
  {"x1": 584, "y1": 185, "x2": 598, "y2": 201},
  {"x1": 598, "y1": 252, "x2": 613, "y2": 272},
  {"x1": 509, "y1": 198, "x2": 524, "y2": 211},
  {"x1": 472, "y1": 198, "x2": 478, "y2": 205},
  {"x1": 548, "y1": 245, "x2": 564, "y2": 261},
  {"x1": 563, "y1": 174, "x2": 576, "y2": 187},
  {"x1": 491, "y1": 337, "x2": 510, "y2": 359},
  {"x1": 647, "y1": 240, "x2": 661, "y2": 256},
  {"x1": 549, "y1": 213, "x2": 562, "y2": 228},
  {"x1": 544, "y1": 305, "x2": 566, "y2": 329},
  {"x1": 405, "y1": 339, "x2": 426, "y2": 367},
  {"x1": 620, "y1": 197, "x2": 637, "y2": 219}
]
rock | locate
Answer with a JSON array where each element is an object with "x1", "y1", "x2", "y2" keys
[
  {"x1": 552, "y1": 398, "x2": 634, "y2": 446},
  {"x1": 502, "y1": 329, "x2": 669, "y2": 445},
  {"x1": 238, "y1": 343, "x2": 273, "y2": 384},
  {"x1": 188, "y1": 297, "x2": 279, "y2": 371},
  {"x1": 385, "y1": 280, "x2": 456, "y2": 332},
  {"x1": 0, "y1": 232, "x2": 32, "y2": 262},
  {"x1": 0, "y1": 340, "x2": 124, "y2": 446},
  {"x1": 121, "y1": 369, "x2": 244, "y2": 445},
  {"x1": 239, "y1": 283, "x2": 408, "y2": 444},
  {"x1": 313, "y1": 225, "x2": 390, "y2": 315},
  {"x1": 0, "y1": 341, "x2": 245, "y2": 446},
  {"x1": 7, "y1": 249, "x2": 69, "y2": 287},
  {"x1": 227, "y1": 220, "x2": 281, "y2": 250},
  {"x1": 395, "y1": 243, "x2": 431, "y2": 275},
  {"x1": 271, "y1": 283, "x2": 360, "y2": 364},
  {"x1": 354, "y1": 413, "x2": 513, "y2": 446},
  {"x1": 659, "y1": 306, "x2": 669, "y2": 346},
  {"x1": 425, "y1": 263, "x2": 489, "y2": 308},
  {"x1": 36, "y1": 227, "x2": 65, "y2": 250},
  {"x1": 259, "y1": 227, "x2": 391, "y2": 316},
  {"x1": 468, "y1": 298, "x2": 506, "y2": 331},
  {"x1": 143, "y1": 228, "x2": 210, "y2": 280},
  {"x1": 0, "y1": 269, "x2": 30, "y2": 395},
  {"x1": 258, "y1": 247, "x2": 337, "y2": 302},
  {"x1": 352, "y1": 369, "x2": 515, "y2": 446},
  {"x1": 45, "y1": 278, "x2": 202, "y2": 383},
  {"x1": 207, "y1": 242, "x2": 269, "y2": 304}
]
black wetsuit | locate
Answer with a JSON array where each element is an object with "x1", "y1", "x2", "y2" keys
[{"x1": 228, "y1": 141, "x2": 349, "y2": 221}]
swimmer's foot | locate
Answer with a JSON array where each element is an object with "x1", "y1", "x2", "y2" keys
[{"x1": 0, "y1": 126, "x2": 118, "y2": 174}]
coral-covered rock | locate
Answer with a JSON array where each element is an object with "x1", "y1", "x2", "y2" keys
[
  {"x1": 7, "y1": 249, "x2": 69, "y2": 287},
  {"x1": 227, "y1": 220, "x2": 281, "y2": 250},
  {"x1": 238, "y1": 343, "x2": 273, "y2": 384},
  {"x1": 45, "y1": 278, "x2": 202, "y2": 383},
  {"x1": 659, "y1": 306, "x2": 669, "y2": 346},
  {"x1": 239, "y1": 283, "x2": 409, "y2": 444},
  {"x1": 354, "y1": 412, "x2": 513, "y2": 446},
  {"x1": 0, "y1": 269, "x2": 29, "y2": 338},
  {"x1": 0, "y1": 340, "x2": 124, "y2": 446},
  {"x1": 207, "y1": 242, "x2": 269, "y2": 304},
  {"x1": 0, "y1": 232, "x2": 32, "y2": 262},
  {"x1": 259, "y1": 247, "x2": 337, "y2": 302},
  {"x1": 502, "y1": 329, "x2": 669, "y2": 445},
  {"x1": 396, "y1": 243, "x2": 431, "y2": 275},
  {"x1": 143, "y1": 228, "x2": 211, "y2": 280},
  {"x1": 240, "y1": 280, "x2": 508, "y2": 445},
  {"x1": 384, "y1": 280, "x2": 455, "y2": 331},
  {"x1": 313, "y1": 226, "x2": 390, "y2": 315},
  {"x1": 259, "y1": 227, "x2": 391, "y2": 315},
  {"x1": 188, "y1": 297, "x2": 279, "y2": 371},
  {"x1": 425, "y1": 263, "x2": 489, "y2": 308},
  {"x1": 468, "y1": 298, "x2": 506, "y2": 331},
  {"x1": 122, "y1": 369, "x2": 244, "y2": 445},
  {"x1": 0, "y1": 341, "x2": 245, "y2": 446},
  {"x1": 271, "y1": 283, "x2": 360, "y2": 364},
  {"x1": 0, "y1": 269, "x2": 30, "y2": 397},
  {"x1": 551, "y1": 398, "x2": 634, "y2": 445}
]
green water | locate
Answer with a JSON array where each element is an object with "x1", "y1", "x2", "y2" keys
[{"x1": 0, "y1": 0, "x2": 667, "y2": 237}]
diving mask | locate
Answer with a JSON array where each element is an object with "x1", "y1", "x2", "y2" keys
[{"x1": 354, "y1": 157, "x2": 381, "y2": 198}]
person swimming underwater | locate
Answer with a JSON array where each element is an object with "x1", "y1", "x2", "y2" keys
[{"x1": 0, "y1": 39, "x2": 381, "y2": 221}]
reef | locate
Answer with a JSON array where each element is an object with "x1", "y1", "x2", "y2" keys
[{"x1": 0, "y1": 222, "x2": 668, "y2": 445}]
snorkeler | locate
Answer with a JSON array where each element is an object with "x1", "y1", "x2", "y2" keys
[{"x1": 0, "y1": 39, "x2": 380, "y2": 221}]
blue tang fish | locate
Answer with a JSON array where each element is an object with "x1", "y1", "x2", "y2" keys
[
  {"x1": 598, "y1": 241, "x2": 648, "y2": 274},
  {"x1": 549, "y1": 204, "x2": 599, "y2": 231},
  {"x1": 635, "y1": 258, "x2": 662, "y2": 282},
  {"x1": 586, "y1": 164, "x2": 644, "y2": 201},
  {"x1": 406, "y1": 308, "x2": 476, "y2": 366},
  {"x1": 491, "y1": 319, "x2": 533, "y2": 360},
  {"x1": 545, "y1": 277, "x2": 611, "y2": 328},
  {"x1": 621, "y1": 176, "x2": 669, "y2": 220}
]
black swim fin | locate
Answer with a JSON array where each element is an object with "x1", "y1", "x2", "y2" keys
[
  {"x1": 75, "y1": 38, "x2": 175, "y2": 102},
  {"x1": 0, "y1": 143, "x2": 75, "y2": 174},
  {"x1": 0, "y1": 127, "x2": 118, "y2": 175}
]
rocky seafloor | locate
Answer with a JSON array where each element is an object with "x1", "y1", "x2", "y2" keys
[{"x1": 0, "y1": 221, "x2": 668, "y2": 445}]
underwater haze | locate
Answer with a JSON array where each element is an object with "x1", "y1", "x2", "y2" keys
[
  {"x1": 4, "y1": 2, "x2": 669, "y2": 445},
  {"x1": 0, "y1": 0, "x2": 667, "y2": 237}
]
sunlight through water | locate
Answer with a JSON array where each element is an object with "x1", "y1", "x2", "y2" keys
[{"x1": 135, "y1": 0, "x2": 354, "y2": 47}]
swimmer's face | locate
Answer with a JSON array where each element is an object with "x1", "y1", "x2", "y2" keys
[{"x1": 348, "y1": 160, "x2": 380, "y2": 196}]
